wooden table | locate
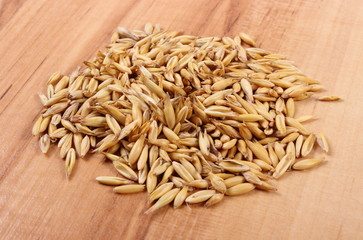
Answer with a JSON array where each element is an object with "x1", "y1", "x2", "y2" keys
[{"x1": 1, "y1": 0, "x2": 362, "y2": 239}]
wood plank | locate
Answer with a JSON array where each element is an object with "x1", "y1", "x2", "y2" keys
[{"x1": 0, "y1": 0, "x2": 362, "y2": 239}]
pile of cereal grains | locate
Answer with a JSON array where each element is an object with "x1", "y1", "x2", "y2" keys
[{"x1": 32, "y1": 24, "x2": 339, "y2": 213}]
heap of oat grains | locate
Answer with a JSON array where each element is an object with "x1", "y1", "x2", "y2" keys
[{"x1": 32, "y1": 23, "x2": 338, "y2": 213}]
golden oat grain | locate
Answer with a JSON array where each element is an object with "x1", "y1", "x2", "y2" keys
[
  {"x1": 65, "y1": 148, "x2": 76, "y2": 177},
  {"x1": 318, "y1": 96, "x2": 341, "y2": 101},
  {"x1": 224, "y1": 176, "x2": 245, "y2": 188},
  {"x1": 145, "y1": 188, "x2": 180, "y2": 214},
  {"x1": 292, "y1": 158, "x2": 324, "y2": 170},
  {"x1": 301, "y1": 134, "x2": 316, "y2": 157},
  {"x1": 205, "y1": 193, "x2": 224, "y2": 207},
  {"x1": 39, "y1": 134, "x2": 50, "y2": 154},
  {"x1": 185, "y1": 190, "x2": 216, "y2": 204},
  {"x1": 149, "y1": 182, "x2": 174, "y2": 202},
  {"x1": 225, "y1": 183, "x2": 255, "y2": 196},
  {"x1": 96, "y1": 176, "x2": 134, "y2": 185},
  {"x1": 173, "y1": 186, "x2": 189, "y2": 208},
  {"x1": 273, "y1": 152, "x2": 294, "y2": 179},
  {"x1": 316, "y1": 133, "x2": 329, "y2": 153},
  {"x1": 113, "y1": 184, "x2": 145, "y2": 194}
]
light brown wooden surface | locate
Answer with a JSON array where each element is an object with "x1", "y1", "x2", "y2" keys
[{"x1": 1, "y1": 0, "x2": 363, "y2": 239}]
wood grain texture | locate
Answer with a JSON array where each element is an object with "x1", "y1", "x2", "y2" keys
[{"x1": 1, "y1": 0, "x2": 363, "y2": 239}]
